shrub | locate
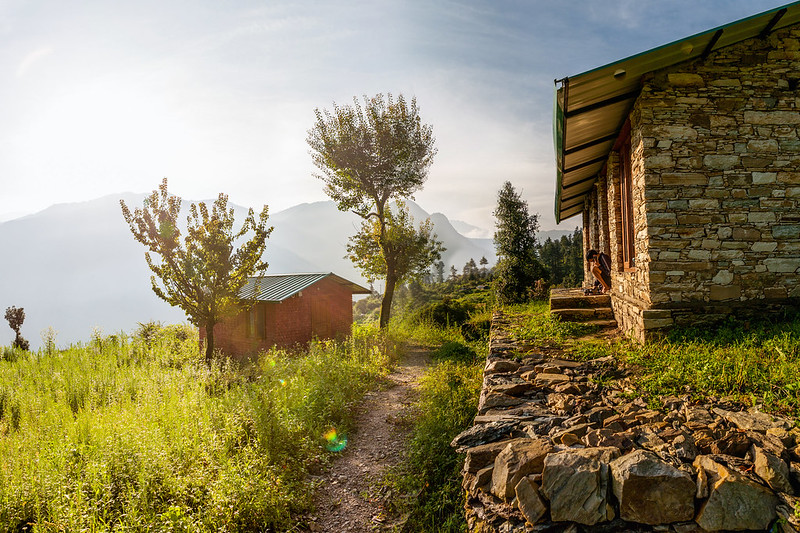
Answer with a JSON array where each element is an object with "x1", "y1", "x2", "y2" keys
[
  {"x1": 409, "y1": 299, "x2": 476, "y2": 328},
  {"x1": 430, "y1": 341, "x2": 479, "y2": 364},
  {"x1": 493, "y1": 256, "x2": 549, "y2": 305}
]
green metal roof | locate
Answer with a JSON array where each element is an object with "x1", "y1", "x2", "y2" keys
[
  {"x1": 554, "y1": 1, "x2": 800, "y2": 223},
  {"x1": 240, "y1": 273, "x2": 371, "y2": 302}
]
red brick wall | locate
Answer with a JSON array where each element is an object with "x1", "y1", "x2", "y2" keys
[{"x1": 199, "y1": 277, "x2": 355, "y2": 358}]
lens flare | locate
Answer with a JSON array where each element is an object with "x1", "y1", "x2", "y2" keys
[{"x1": 324, "y1": 427, "x2": 347, "y2": 452}]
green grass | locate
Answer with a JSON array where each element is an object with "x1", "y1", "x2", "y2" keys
[
  {"x1": 506, "y1": 300, "x2": 599, "y2": 344},
  {"x1": 509, "y1": 303, "x2": 800, "y2": 418},
  {"x1": 0, "y1": 323, "x2": 395, "y2": 532}
]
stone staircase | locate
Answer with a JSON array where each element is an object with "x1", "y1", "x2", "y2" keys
[{"x1": 550, "y1": 288, "x2": 617, "y2": 329}]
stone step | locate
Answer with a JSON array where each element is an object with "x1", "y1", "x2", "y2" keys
[
  {"x1": 551, "y1": 307, "x2": 615, "y2": 321},
  {"x1": 550, "y1": 293, "x2": 611, "y2": 310}
]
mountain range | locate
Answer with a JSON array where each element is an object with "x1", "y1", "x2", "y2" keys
[{"x1": 0, "y1": 194, "x2": 512, "y2": 348}]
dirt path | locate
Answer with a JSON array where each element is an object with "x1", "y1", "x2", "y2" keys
[{"x1": 302, "y1": 346, "x2": 430, "y2": 533}]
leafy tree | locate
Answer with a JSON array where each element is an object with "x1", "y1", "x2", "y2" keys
[
  {"x1": 4, "y1": 306, "x2": 30, "y2": 351},
  {"x1": 308, "y1": 93, "x2": 439, "y2": 327},
  {"x1": 346, "y1": 204, "x2": 444, "y2": 324},
  {"x1": 449, "y1": 265, "x2": 458, "y2": 281},
  {"x1": 121, "y1": 178, "x2": 272, "y2": 362},
  {"x1": 493, "y1": 181, "x2": 548, "y2": 304}
]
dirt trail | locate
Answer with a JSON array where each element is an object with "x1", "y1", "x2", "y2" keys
[{"x1": 302, "y1": 346, "x2": 430, "y2": 533}]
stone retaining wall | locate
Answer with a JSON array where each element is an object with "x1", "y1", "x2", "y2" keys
[{"x1": 454, "y1": 312, "x2": 800, "y2": 532}]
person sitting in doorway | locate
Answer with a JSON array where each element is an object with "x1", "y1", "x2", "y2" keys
[{"x1": 587, "y1": 249, "x2": 612, "y2": 294}]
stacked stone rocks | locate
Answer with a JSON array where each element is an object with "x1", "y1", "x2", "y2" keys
[{"x1": 454, "y1": 312, "x2": 800, "y2": 532}]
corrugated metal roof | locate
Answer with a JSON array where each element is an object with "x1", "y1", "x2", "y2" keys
[
  {"x1": 554, "y1": 1, "x2": 800, "y2": 223},
  {"x1": 239, "y1": 273, "x2": 372, "y2": 302}
]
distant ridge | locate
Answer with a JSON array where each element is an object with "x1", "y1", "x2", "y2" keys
[{"x1": 0, "y1": 195, "x2": 495, "y2": 348}]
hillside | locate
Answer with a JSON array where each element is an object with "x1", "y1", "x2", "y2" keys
[{"x1": 0, "y1": 194, "x2": 495, "y2": 348}]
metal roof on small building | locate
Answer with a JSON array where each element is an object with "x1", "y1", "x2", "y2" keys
[
  {"x1": 239, "y1": 273, "x2": 371, "y2": 302},
  {"x1": 553, "y1": 1, "x2": 800, "y2": 223}
]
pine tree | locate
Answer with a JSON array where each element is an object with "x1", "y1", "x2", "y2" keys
[{"x1": 493, "y1": 181, "x2": 548, "y2": 303}]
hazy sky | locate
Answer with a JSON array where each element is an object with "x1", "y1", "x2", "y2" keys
[{"x1": 0, "y1": 0, "x2": 789, "y2": 234}]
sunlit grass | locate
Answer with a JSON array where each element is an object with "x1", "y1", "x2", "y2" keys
[
  {"x1": 512, "y1": 303, "x2": 800, "y2": 417},
  {"x1": 506, "y1": 299, "x2": 599, "y2": 344},
  {"x1": 0, "y1": 323, "x2": 395, "y2": 532}
]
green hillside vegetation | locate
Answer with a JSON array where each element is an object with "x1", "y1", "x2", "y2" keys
[
  {"x1": 509, "y1": 301, "x2": 800, "y2": 418},
  {"x1": 0, "y1": 324, "x2": 395, "y2": 531}
]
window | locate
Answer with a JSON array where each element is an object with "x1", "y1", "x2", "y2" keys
[
  {"x1": 248, "y1": 304, "x2": 267, "y2": 339},
  {"x1": 619, "y1": 133, "x2": 636, "y2": 271}
]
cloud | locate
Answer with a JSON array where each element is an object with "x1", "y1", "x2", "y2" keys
[{"x1": 16, "y1": 46, "x2": 53, "y2": 78}]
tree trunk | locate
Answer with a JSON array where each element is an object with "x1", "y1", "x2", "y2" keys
[
  {"x1": 205, "y1": 320, "x2": 215, "y2": 363},
  {"x1": 379, "y1": 273, "x2": 397, "y2": 329}
]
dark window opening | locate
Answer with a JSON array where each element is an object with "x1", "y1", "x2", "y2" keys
[{"x1": 619, "y1": 135, "x2": 636, "y2": 271}]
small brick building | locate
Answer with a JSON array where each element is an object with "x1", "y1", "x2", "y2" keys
[
  {"x1": 554, "y1": 3, "x2": 800, "y2": 341},
  {"x1": 200, "y1": 272, "x2": 371, "y2": 357}
]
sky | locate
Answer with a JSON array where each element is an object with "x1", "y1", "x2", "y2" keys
[{"x1": 0, "y1": 0, "x2": 791, "y2": 235}]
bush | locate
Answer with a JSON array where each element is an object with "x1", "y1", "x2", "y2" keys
[
  {"x1": 461, "y1": 317, "x2": 491, "y2": 342},
  {"x1": 409, "y1": 299, "x2": 476, "y2": 328},
  {"x1": 430, "y1": 341, "x2": 479, "y2": 364},
  {"x1": 493, "y1": 256, "x2": 549, "y2": 305}
]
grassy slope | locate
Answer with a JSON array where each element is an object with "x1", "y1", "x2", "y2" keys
[{"x1": 0, "y1": 324, "x2": 395, "y2": 532}]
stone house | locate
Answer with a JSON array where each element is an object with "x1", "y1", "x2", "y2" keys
[
  {"x1": 200, "y1": 272, "x2": 371, "y2": 357},
  {"x1": 554, "y1": 2, "x2": 800, "y2": 341}
]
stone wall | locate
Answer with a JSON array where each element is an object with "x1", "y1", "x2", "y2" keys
[
  {"x1": 455, "y1": 312, "x2": 800, "y2": 532},
  {"x1": 586, "y1": 23, "x2": 800, "y2": 341}
]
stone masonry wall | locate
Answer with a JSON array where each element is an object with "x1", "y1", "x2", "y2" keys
[{"x1": 589, "y1": 23, "x2": 800, "y2": 341}]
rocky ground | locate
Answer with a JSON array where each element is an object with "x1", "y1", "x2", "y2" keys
[
  {"x1": 301, "y1": 346, "x2": 429, "y2": 533},
  {"x1": 454, "y1": 311, "x2": 800, "y2": 532}
]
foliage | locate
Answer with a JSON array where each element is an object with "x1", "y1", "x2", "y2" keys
[
  {"x1": 493, "y1": 181, "x2": 538, "y2": 260},
  {"x1": 493, "y1": 255, "x2": 548, "y2": 305},
  {"x1": 408, "y1": 299, "x2": 476, "y2": 329},
  {"x1": 120, "y1": 178, "x2": 272, "y2": 362},
  {"x1": 346, "y1": 203, "x2": 444, "y2": 297},
  {"x1": 4, "y1": 306, "x2": 29, "y2": 351},
  {"x1": 430, "y1": 341, "x2": 479, "y2": 364},
  {"x1": 0, "y1": 323, "x2": 395, "y2": 531},
  {"x1": 308, "y1": 93, "x2": 438, "y2": 328},
  {"x1": 536, "y1": 227, "x2": 584, "y2": 287},
  {"x1": 492, "y1": 182, "x2": 548, "y2": 304}
]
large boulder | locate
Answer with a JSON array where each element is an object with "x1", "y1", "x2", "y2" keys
[
  {"x1": 491, "y1": 438, "x2": 553, "y2": 501},
  {"x1": 694, "y1": 455, "x2": 778, "y2": 531},
  {"x1": 541, "y1": 447, "x2": 619, "y2": 525},
  {"x1": 610, "y1": 449, "x2": 695, "y2": 524}
]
